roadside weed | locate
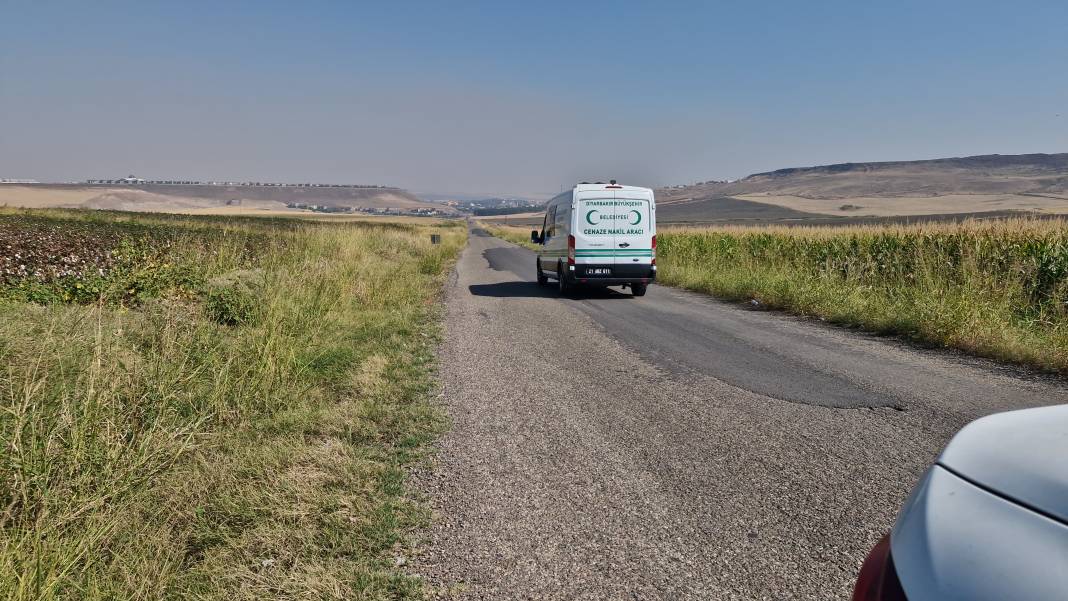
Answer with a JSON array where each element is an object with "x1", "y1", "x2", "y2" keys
[{"x1": 0, "y1": 209, "x2": 465, "y2": 600}]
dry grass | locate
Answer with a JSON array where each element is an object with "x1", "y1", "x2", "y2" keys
[
  {"x1": 0, "y1": 209, "x2": 466, "y2": 600},
  {"x1": 481, "y1": 224, "x2": 539, "y2": 250}
]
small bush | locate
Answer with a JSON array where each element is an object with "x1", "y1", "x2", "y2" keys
[{"x1": 203, "y1": 269, "x2": 263, "y2": 325}]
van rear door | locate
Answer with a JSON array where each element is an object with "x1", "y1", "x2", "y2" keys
[
  {"x1": 607, "y1": 193, "x2": 653, "y2": 265},
  {"x1": 574, "y1": 196, "x2": 615, "y2": 265}
]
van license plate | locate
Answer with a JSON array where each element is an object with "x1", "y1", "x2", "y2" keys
[{"x1": 587, "y1": 268, "x2": 612, "y2": 276}]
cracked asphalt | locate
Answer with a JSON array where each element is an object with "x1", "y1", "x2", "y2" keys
[{"x1": 412, "y1": 228, "x2": 1068, "y2": 600}]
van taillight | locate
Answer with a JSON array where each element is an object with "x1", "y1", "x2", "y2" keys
[
  {"x1": 567, "y1": 235, "x2": 575, "y2": 265},
  {"x1": 651, "y1": 235, "x2": 657, "y2": 265}
]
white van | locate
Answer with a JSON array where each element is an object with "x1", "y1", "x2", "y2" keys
[{"x1": 530, "y1": 181, "x2": 656, "y2": 296}]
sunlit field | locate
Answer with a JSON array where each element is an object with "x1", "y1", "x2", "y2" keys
[{"x1": 0, "y1": 208, "x2": 465, "y2": 600}]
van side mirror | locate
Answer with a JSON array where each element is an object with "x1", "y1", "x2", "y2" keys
[{"x1": 531, "y1": 230, "x2": 542, "y2": 244}]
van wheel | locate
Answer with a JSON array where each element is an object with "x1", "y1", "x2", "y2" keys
[
  {"x1": 557, "y1": 262, "x2": 571, "y2": 296},
  {"x1": 631, "y1": 283, "x2": 648, "y2": 297},
  {"x1": 536, "y1": 259, "x2": 548, "y2": 286}
]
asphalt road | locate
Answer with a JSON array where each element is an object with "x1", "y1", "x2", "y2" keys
[{"x1": 414, "y1": 228, "x2": 1068, "y2": 600}]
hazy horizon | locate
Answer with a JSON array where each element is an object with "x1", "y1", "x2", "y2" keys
[{"x1": 3, "y1": 1, "x2": 1067, "y2": 198}]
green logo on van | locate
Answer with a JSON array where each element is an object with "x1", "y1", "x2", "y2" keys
[{"x1": 585, "y1": 209, "x2": 642, "y2": 226}]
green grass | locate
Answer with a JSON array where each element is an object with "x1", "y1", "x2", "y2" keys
[
  {"x1": 0, "y1": 208, "x2": 466, "y2": 600},
  {"x1": 485, "y1": 218, "x2": 1068, "y2": 372}
]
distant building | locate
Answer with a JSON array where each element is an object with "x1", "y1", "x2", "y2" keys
[
  {"x1": 86, "y1": 175, "x2": 145, "y2": 184},
  {"x1": 82, "y1": 176, "x2": 402, "y2": 189},
  {"x1": 0, "y1": 178, "x2": 39, "y2": 184}
]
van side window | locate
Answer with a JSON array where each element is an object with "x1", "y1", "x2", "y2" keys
[
  {"x1": 556, "y1": 204, "x2": 569, "y2": 233},
  {"x1": 541, "y1": 210, "x2": 550, "y2": 239},
  {"x1": 547, "y1": 206, "x2": 557, "y2": 237}
]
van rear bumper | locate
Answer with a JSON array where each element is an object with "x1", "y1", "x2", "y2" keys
[{"x1": 570, "y1": 263, "x2": 656, "y2": 285}]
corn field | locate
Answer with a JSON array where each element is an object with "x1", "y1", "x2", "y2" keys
[{"x1": 657, "y1": 218, "x2": 1068, "y2": 372}]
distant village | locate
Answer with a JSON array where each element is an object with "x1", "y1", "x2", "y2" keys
[
  {"x1": 283, "y1": 202, "x2": 450, "y2": 216},
  {"x1": 441, "y1": 197, "x2": 544, "y2": 216},
  {"x1": 84, "y1": 175, "x2": 453, "y2": 216},
  {"x1": 665, "y1": 179, "x2": 732, "y2": 189},
  {"x1": 83, "y1": 175, "x2": 397, "y2": 189},
  {"x1": 0, "y1": 175, "x2": 535, "y2": 217},
  {"x1": 0, "y1": 175, "x2": 457, "y2": 217}
]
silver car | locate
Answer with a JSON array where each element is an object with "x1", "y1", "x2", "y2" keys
[{"x1": 853, "y1": 405, "x2": 1068, "y2": 601}]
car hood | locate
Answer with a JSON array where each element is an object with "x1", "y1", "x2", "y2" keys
[
  {"x1": 938, "y1": 404, "x2": 1068, "y2": 524},
  {"x1": 890, "y1": 465, "x2": 1068, "y2": 601}
]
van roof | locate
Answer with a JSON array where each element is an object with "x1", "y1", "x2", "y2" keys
[{"x1": 573, "y1": 182, "x2": 653, "y2": 194}]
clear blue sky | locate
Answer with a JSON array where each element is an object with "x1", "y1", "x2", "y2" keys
[{"x1": 2, "y1": 1, "x2": 1066, "y2": 197}]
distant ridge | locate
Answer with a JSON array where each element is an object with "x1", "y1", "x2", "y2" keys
[
  {"x1": 748, "y1": 153, "x2": 1068, "y2": 180},
  {"x1": 652, "y1": 152, "x2": 1068, "y2": 223}
]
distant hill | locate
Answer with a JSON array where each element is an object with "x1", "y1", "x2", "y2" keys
[
  {"x1": 0, "y1": 183, "x2": 456, "y2": 215},
  {"x1": 655, "y1": 153, "x2": 1068, "y2": 223}
]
